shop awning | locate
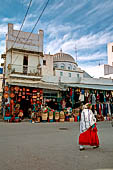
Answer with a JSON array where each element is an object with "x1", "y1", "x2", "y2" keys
[
  {"x1": 65, "y1": 83, "x2": 113, "y2": 90},
  {"x1": 8, "y1": 82, "x2": 65, "y2": 91}
]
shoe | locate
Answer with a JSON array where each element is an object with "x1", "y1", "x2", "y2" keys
[
  {"x1": 80, "y1": 148, "x2": 85, "y2": 151},
  {"x1": 93, "y1": 145, "x2": 99, "y2": 149}
]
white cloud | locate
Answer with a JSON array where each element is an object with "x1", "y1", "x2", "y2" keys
[
  {"x1": 81, "y1": 65, "x2": 105, "y2": 78},
  {"x1": 2, "y1": 17, "x2": 16, "y2": 22},
  {"x1": 0, "y1": 40, "x2": 5, "y2": 55},
  {"x1": 78, "y1": 52, "x2": 106, "y2": 61},
  {"x1": 44, "y1": 24, "x2": 113, "y2": 55},
  {"x1": 0, "y1": 24, "x2": 7, "y2": 36}
]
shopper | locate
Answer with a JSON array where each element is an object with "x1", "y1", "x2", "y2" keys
[{"x1": 79, "y1": 103, "x2": 99, "y2": 151}]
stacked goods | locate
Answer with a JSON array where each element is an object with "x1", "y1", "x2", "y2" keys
[
  {"x1": 73, "y1": 108, "x2": 80, "y2": 116},
  {"x1": 41, "y1": 112, "x2": 48, "y2": 121},
  {"x1": 55, "y1": 112, "x2": 59, "y2": 122},
  {"x1": 65, "y1": 113, "x2": 69, "y2": 121},
  {"x1": 59, "y1": 111, "x2": 65, "y2": 122},
  {"x1": 69, "y1": 117, "x2": 74, "y2": 122},
  {"x1": 36, "y1": 117, "x2": 40, "y2": 123},
  {"x1": 73, "y1": 108, "x2": 80, "y2": 122},
  {"x1": 49, "y1": 111, "x2": 53, "y2": 122}
]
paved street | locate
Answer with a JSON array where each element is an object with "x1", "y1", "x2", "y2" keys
[{"x1": 0, "y1": 121, "x2": 113, "y2": 170}]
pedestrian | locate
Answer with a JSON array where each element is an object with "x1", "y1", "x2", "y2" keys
[{"x1": 79, "y1": 103, "x2": 99, "y2": 151}]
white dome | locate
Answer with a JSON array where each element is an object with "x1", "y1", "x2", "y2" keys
[{"x1": 53, "y1": 51, "x2": 75, "y2": 63}]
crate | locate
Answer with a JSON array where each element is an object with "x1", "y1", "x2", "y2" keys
[
  {"x1": 59, "y1": 118, "x2": 65, "y2": 122},
  {"x1": 69, "y1": 117, "x2": 74, "y2": 122},
  {"x1": 49, "y1": 115, "x2": 53, "y2": 120},
  {"x1": 42, "y1": 113, "x2": 48, "y2": 120}
]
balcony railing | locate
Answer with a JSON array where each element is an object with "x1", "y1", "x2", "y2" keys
[{"x1": 8, "y1": 64, "x2": 42, "y2": 76}]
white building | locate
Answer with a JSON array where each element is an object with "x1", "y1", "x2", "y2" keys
[
  {"x1": 108, "y1": 42, "x2": 113, "y2": 66},
  {"x1": 53, "y1": 50, "x2": 83, "y2": 79},
  {"x1": 5, "y1": 23, "x2": 43, "y2": 85}
]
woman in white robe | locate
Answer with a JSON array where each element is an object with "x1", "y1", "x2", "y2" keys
[{"x1": 79, "y1": 103, "x2": 99, "y2": 151}]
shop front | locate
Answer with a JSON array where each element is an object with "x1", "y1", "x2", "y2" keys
[{"x1": 3, "y1": 85, "x2": 43, "y2": 121}]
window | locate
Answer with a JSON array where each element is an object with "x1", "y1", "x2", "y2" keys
[
  {"x1": 61, "y1": 63, "x2": 65, "y2": 70},
  {"x1": 54, "y1": 64, "x2": 57, "y2": 68},
  {"x1": 43, "y1": 60, "x2": 46, "y2": 65},
  {"x1": 73, "y1": 66, "x2": 76, "y2": 70},
  {"x1": 23, "y1": 56, "x2": 28, "y2": 65},
  {"x1": 60, "y1": 72, "x2": 63, "y2": 76},
  {"x1": 77, "y1": 74, "x2": 79, "y2": 78},
  {"x1": 69, "y1": 73, "x2": 71, "y2": 77},
  {"x1": 61, "y1": 66, "x2": 64, "y2": 69},
  {"x1": 23, "y1": 56, "x2": 28, "y2": 74},
  {"x1": 68, "y1": 64, "x2": 72, "y2": 70}
]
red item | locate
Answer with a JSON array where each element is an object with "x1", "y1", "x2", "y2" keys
[
  {"x1": 70, "y1": 88, "x2": 72, "y2": 96},
  {"x1": 11, "y1": 87, "x2": 14, "y2": 91},
  {"x1": 74, "y1": 116, "x2": 77, "y2": 122},
  {"x1": 4, "y1": 86, "x2": 9, "y2": 91},
  {"x1": 23, "y1": 88, "x2": 25, "y2": 92},
  {"x1": 4, "y1": 93, "x2": 9, "y2": 99},
  {"x1": 10, "y1": 93, "x2": 15, "y2": 98},
  {"x1": 79, "y1": 124, "x2": 99, "y2": 146},
  {"x1": 15, "y1": 86, "x2": 19, "y2": 91},
  {"x1": 99, "y1": 104, "x2": 102, "y2": 115}
]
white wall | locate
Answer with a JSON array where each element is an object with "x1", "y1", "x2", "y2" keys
[
  {"x1": 55, "y1": 69, "x2": 83, "y2": 79},
  {"x1": 6, "y1": 23, "x2": 43, "y2": 53},
  {"x1": 108, "y1": 42, "x2": 113, "y2": 66},
  {"x1": 42, "y1": 54, "x2": 53, "y2": 76},
  {"x1": 5, "y1": 23, "x2": 43, "y2": 77}
]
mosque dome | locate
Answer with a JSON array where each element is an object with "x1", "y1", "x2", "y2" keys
[{"x1": 53, "y1": 49, "x2": 75, "y2": 63}]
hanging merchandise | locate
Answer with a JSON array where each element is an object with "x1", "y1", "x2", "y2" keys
[
  {"x1": 4, "y1": 86, "x2": 9, "y2": 92},
  {"x1": 18, "y1": 97, "x2": 21, "y2": 102},
  {"x1": 22, "y1": 92, "x2": 25, "y2": 96},
  {"x1": 22, "y1": 96, "x2": 25, "y2": 99},
  {"x1": 70, "y1": 88, "x2": 72, "y2": 96},
  {"x1": 32, "y1": 95, "x2": 37, "y2": 99},
  {"x1": 15, "y1": 86, "x2": 19, "y2": 92},
  {"x1": 96, "y1": 93, "x2": 100, "y2": 101},
  {"x1": 40, "y1": 89, "x2": 43, "y2": 94},
  {"x1": 26, "y1": 96, "x2": 29, "y2": 100},
  {"x1": 26, "y1": 92, "x2": 30, "y2": 95},
  {"x1": 37, "y1": 93, "x2": 40, "y2": 98},
  {"x1": 10, "y1": 92, "x2": 15, "y2": 98},
  {"x1": 40, "y1": 96, "x2": 43, "y2": 100},
  {"x1": 4, "y1": 93, "x2": 9, "y2": 99},
  {"x1": 23, "y1": 88, "x2": 25, "y2": 92},
  {"x1": 92, "y1": 94, "x2": 96, "y2": 105},
  {"x1": 81, "y1": 89, "x2": 84, "y2": 94},
  {"x1": 26, "y1": 88, "x2": 30, "y2": 92},
  {"x1": 79, "y1": 93, "x2": 84, "y2": 102},
  {"x1": 18, "y1": 92, "x2": 21, "y2": 96},
  {"x1": 32, "y1": 89, "x2": 37, "y2": 93},
  {"x1": 11, "y1": 87, "x2": 14, "y2": 91}
]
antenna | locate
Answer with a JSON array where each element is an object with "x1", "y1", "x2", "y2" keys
[{"x1": 75, "y1": 45, "x2": 77, "y2": 63}]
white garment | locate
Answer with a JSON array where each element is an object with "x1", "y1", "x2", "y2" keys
[
  {"x1": 79, "y1": 94, "x2": 84, "y2": 102},
  {"x1": 80, "y1": 109, "x2": 96, "y2": 133}
]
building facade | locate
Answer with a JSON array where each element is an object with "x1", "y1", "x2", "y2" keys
[{"x1": 2, "y1": 23, "x2": 113, "y2": 119}]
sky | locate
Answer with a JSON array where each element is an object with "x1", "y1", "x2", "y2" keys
[{"x1": 0, "y1": 0, "x2": 113, "y2": 77}]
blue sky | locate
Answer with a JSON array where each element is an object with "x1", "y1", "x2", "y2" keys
[{"x1": 0, "y1": 0, "x2": 113, "y2": 77}]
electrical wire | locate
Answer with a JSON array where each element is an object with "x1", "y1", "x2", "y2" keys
[
  {"x1": 11, "y1": 0, "x2": 33, "y2": 49},
  {"x1": 22, "y1": 0, "x2": 50, "y2": 49},
  {"x1": 12, "y1": 0, "x2": 49, "y2": 65}
]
